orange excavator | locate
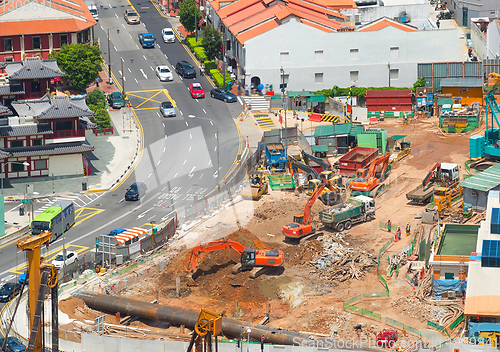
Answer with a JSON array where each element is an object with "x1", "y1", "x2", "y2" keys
[
  {"x1": 282, "y1": 179, "x2": 338, "y2": 240},
  {"x1": 350, "y1": 153, "x2": 391, "y2": 195},
  {"x1": 187, "y1": 240, "x2": 284, "y2": 281}
]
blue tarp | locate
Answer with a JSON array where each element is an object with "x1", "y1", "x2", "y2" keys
[
  {"x1": 432, "y1": 279, "x2": 467, "y2": 295},
  {"x1": 468, "y1": 322, "x2": 500, "y2": 335}
]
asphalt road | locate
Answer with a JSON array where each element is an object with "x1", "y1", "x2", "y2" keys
[{"x1": 0, "y1": 0, "x2": 244, "y2": 287}]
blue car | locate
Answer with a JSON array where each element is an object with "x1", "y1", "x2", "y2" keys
[
  {"x1": 210, "y1": 88, "x2": 237, "y2": 103},
  {"x1": 18, "y1": 272, "x2": 28, "y2": 285},
  {"x1": 108, "y1": 228, "x2": 127, "y2": 236},
  {"x1": 0, "y1": 336, "x2": 26, "y2": 352}
]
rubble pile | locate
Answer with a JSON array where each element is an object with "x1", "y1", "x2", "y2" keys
[
  {"x1": 309, "y1": 233, "x2": 376, "y2": 282},
  {"x1": 390, "y1": 297, "x2": 447, "y2": 323}
]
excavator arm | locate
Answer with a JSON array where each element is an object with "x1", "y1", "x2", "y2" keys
[
  {"x1": 302, "y1": 181, "x2": 327, "y2": 225},
  {"x1": 302, "y1": 150, "x2": 331, "y2": 172},
  {"x1": 290, "y1": 159, "x2": 321, "y2": 180},
  {"x1": 422, "y1": 162, "x2": 440, "y2": 187},
  {"x1": 187, "y1": 240, "x2": 247, "y2": 272}
]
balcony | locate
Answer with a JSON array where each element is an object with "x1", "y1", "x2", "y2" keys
[{"x1": 52, "y1": 129, "x2": 85, "y2": 139}]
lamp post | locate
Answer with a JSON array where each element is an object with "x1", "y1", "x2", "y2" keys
[
  {"x1": 120, "y1": 56, "x2": 133, "y2": 99},
  {"x1": 247, "y1": 328, "x2": 251, "y2": 352},
  {"x1": 107, "y1": 27, "x2": 119, "y2": 85},
  {"x1": 280, "y1": 67, "x2": 288, "y2": 164},
  {"x1": 221, "y1": 24, "x2": 226, "y2": 89},
  {"x1": 387, "y1": 62, "x2": 391, "y2": 87},
  {"x1": 188, "y1": 115, "x2": 219, "y2": 190}
]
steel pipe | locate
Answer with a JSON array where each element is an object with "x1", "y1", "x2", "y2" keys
[{"x1": 75, "y1": 293, "x2": 312, "y2": 345}]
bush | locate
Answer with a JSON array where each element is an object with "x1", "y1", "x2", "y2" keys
[
  {"x1": 94, "y1": 108, "x2": 111, "y2": 128},
  {"x1": 193, "y1": 46, "x2": 207, "y2": 62},
  {"x1": 86, "y1": 89, "x2": 105, "y2": 108},
  {"x1": 186, "y1": 36, "x2": 202, "y2": 49},
  {"x1": 210, "y1": 69, "x2": 232, "y2": 88},
  {"x1": 204, "y1": 60, "x2": 216, "y2": 71}
]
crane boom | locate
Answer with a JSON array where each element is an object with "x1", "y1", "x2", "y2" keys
[
  {"x1": 302, "y1": 180, "x2": 335, "y2": 225},
  {"x1": 301, "y1": 150, "x2": 331, "y2": 172}
]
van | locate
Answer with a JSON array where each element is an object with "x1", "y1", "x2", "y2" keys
[{"x1": 85, "y1": 0, "x2": 99, "y2": 21}]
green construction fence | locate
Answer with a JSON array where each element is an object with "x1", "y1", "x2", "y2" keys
[
  {"x1": 449, "y1": 313, "x2": 464, "y2": 331},
  {"x1": 268, "y1": 174, "x2": 295, "y2": 190},
  {"x1": 385, "y1": 317, "x2": 420, "y2": 335},
  {"x1": 427, "y1": 320, "x2": 451, "y2": 337}
]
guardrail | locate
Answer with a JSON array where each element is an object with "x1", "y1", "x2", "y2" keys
[{"x1": 0, "y1": 225, "x2": 30, "y2": 245}]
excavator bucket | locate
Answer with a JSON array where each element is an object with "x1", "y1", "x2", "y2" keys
[
  {"x1": 186, "y1": 273, "x2": 199, "y2": 287},
  {"x1": 319, "y1": 191, "x2": 342, "y2": 206}
]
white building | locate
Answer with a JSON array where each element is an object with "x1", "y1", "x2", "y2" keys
[
  {"x1": 208, "y1": 0, "x2": 458, "y2": 91},
  {"x1": 471, "y1": 19, "x2": 500, "y2": 60}
]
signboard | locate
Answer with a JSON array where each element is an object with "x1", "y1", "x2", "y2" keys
[
  {"x1": 261, "y1": 334, "x2": 265, "y2": 342},
  {"x1": 21, "y1": 199, "x2": 32, "y2": 205},
  {"x1": 129, "y1": 241, "x2": 141, "y2": 255}
]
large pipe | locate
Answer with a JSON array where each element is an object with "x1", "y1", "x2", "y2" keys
[{"x1": 75, "y1": 293, "x2": 312, "y2": 345}]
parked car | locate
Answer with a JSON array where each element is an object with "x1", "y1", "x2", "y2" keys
[
  {"x1": 162, "y1": 27, "x2": 175, "y2": 43},
  {"x1": 175, "y1": 61, "x2": 196, "y2": 79},
  {"x1": 124, "y1": 9, "x2": 140, "y2": 24},
  {"x1": 0, "y1": 282, "x2": 21, "y2": 302},
  {"x1": 210, "y1": 88, "x2": 237, "y2": 103},
  {"x1": 189, "y1": 83, "x2": 205, "y2": 99},
  {"x1": 125, "y1": 182, "x2": 147, "y2": 201},
  {"x1": 52, "y1": 251, "x2": 79, "y2": 270},
  {"x1": 108, "y1": 92, "x2": 125, "y2": 109},
  {"x1": 156, "y1": 66, "x2": 173, "y2": 82},
  {"x1": 0, "y1": 336, "x2": 26, "y2": 352},
  {"x1": 160, "y1": 101, "x2": 176, "y2": 117}
]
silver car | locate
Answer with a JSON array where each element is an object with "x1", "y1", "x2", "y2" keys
[{"x1": 160, "y1": 101, "x2": 176, "y2": 117}]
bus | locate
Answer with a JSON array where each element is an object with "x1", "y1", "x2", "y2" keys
[{"x1": 31, "y1": 200, "x2": 75, "y2": 242}]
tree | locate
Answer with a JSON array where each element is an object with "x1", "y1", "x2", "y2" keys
[
  {"x1": 86, "y1": 88, "x2": 106, "y2": 111},
  {"x1": 179, "y1": 0, "x2": 202, "y2": 34},
  {"x1": 202, "y1": 25, "x2": 223, "y2": 61},
  {"x1": 55, "y1": 43, "x2": 102, "y2": 90},
  {"x1": 94, "y1": 108, "x2": 111, "y2": 128},
  {"x1": 413, "y1": 77, "x2": 426, "y2": 90}
]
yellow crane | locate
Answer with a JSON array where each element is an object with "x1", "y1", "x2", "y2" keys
[{"x1": 187, "y1": 308, "x2": 222, "y2": 352}]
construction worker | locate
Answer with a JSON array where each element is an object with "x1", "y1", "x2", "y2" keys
[
  {"x1": 402, "y1": 328, "x2": 407, "y2": 337},
  {"x1": 396, "y1": 226, "x2": 402, "y2": 241},
  {"x1": 396, "y1": 344, "x2": 402, "y2": 352},
  {"x1": 387, "y1": 219, "x2": 392, "y2": 232},
  {"x1": 406, "y1": 221, "x2": 411, "y2": 237}
]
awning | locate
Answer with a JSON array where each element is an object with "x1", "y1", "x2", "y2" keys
[
  {"x1": 389, "y1": 135, "x2": 407, "y2": 141},
  {"x1": 116, "y1": 227, "x2": 147, "y2": 245}
]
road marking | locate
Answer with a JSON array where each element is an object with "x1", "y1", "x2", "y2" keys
[
  {"x1": 165, "y1": 54, "x2": 168, "y2": 59},
  {"x1": 114, "y1": 13, "x2": 118, "y2": 18},
  {"x1": 164, "y1": 135, "x2": 167, "y2": 139},
  {"x1": 195, "y1": 98, "x2": 199, "y2": 103},
  {"x1": 174, "y1": 172, "x2": 178, "y2": 178},
  {"x1": 108, "y1": 4, "x2": 112, "y2": 8},
  {"x1": 143, "y1": 23, "x2": 146, "y2": 27},
  {"x1": 135, "y1": 78, "x2": 138, "y2": 83},
  {"x1": 151, "y1": 66, "x2": 154, "y2": 72},
  {"x1": 129, "y1": 34, "x2": 132, "y2": 39},
  {"x1": 214, "y1": 133, "x2": 217, "y2": 139},
  {"x1": 139, "y1": 69, "x2": 148, "y2": 80},
  {"x1": 199, "y1": 173, "x2": 203, "y2": 179},
  {"x1": 100, "y1": 25, "x2": 104, "y2": 30},
  {"x1": 162, "y1": 122, "x2": 164, "y2": 126},
  {"x1": 189, "y1": 146, "x2": 192, "y2": 151},
  {"x1": 143, "y1": 55, "x2": 147, "y2": 60},
  {"x1": 122, "y1": 23, "x2": 125, "y2": 28},
  {"x1": 183, "y1": 160, "x2": 187, "y2": 165},
  {"x1": 123, "y1": 77, "x2": 126, "y2": 81},
  {"x1": 157, "y1": 112, "x2": 161, "y2": 118},
  {"x1": 237, "y1": 97, "x2": 243, "y2": 105},
  {"x1": 157, "y1": 160, "x2": 161, "y2": 165},
  {"x1": 203, "y1": 108, "x2": 206, "y2": 114},
  {"x1": 119, "y1": 70, "x2": 122, "y2": 76},
  {"x1": 214, "y1": 146, "x2": 217, "y2": 151},
  {"x1": 185, "y1": 121, "x2": 188, "y2": 126},
  {"x1": 148, "y1": 173, "x2": 152, "y2": 178},
  {"x1": 156, "y1": 43, "x2": 160, "y2": 49},
  {"x1": 188, "y1": 166, "x2": 196, "y2": 178},
  {"x1": 114, "y1": 46, "x2": 117, "y2": 51},
  {"x1": 179, "y1": 110, "x2": 183, "y2": 115},
  {"x1": 136, "y1": 44, "x2": 139, "y2": 50},
  {"x1": 137, "y1": 208, "x2": 153, "y2": 219},
  {"x1": 213, "y1": 170, "x2": 218, "y2": 178},
  {"x1": 74, "y1": 207, "x2": 105, "y2": 227},
  {"x1": 163, "y1": 147, "x2": 166, "y2": 152},
  {"x1": 190, "y1": 133, "x2": 192, "y2": 139}
]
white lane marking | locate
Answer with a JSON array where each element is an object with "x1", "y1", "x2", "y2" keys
[
  {"x1": 100, "y1": 25, "x2": 104, "y2": 30},
  {"x1": 129, "y1": 34, "x2": 132, "y2": 39},
  {"x1": 165, "y1": 54, "x2": 168, "y2": 59},
  {"x1": 179, "y1": 110, "x2": 183, "y2": 115},
  {"x1": 114, "y1": 13, "x2": 118, "y2": 18},
  {"x1": 237, "y1": 97, "x2": 243, "y2": 105},
  {"x1": 163, "y1": 147, "x2": 166, "y2": 152},
  {"x1": 143, "y1": 55, "x2": 147, "y2": 60},
  {"x1": 156, "y1": 43, "x2": 161, "y2": 49},
  {"x1": 185, "y1": 121, "x2": 188, "y2": 126},
  {"x1": 199, "y1": 173, "x2": 203, "y2": 179},
  {"x1": 189, "y1": 146, "x2": 192, "y2": 151},
  {"x1": 128, "y1": 68, "x2": 131, "y2": 73},
  {"x1": 150, "y1": 66, "x2": 154, "y2": 71},
  {"x1": 203, "y1": 108, "x2": 206, "y2": 114},
  {"x1": 135, "y1": 78, "x2": 138, "y2": 83},
  {"x1": 214, "y1": 146, "x2": 217, "y2": 151},
  {"x1": 162, "y1": 122, "x2": 165, "y2": 127},
  {"x1": 143, "y1": 23, "x2": 146, "y2": 27},
  {"x1": 123, "y1": 76, "x2": 126, "y2": 81},
  {"x1": 139, "y1": 69, "x2": 148, "y2": 79},
  {"x1": 173, "y1": 100, "x2": 176, "y2": 105},
  {"x1": 113, "y1": 46, "x2": 117, "y2": 51},
  {"x1": 164, "y1": 135, "x2": 167, "y2": 139},
  {"x1": 136, "y1": 45, "x2": 139, "y2": 50},
  {"x1": 174, "y1": 173, "x2": 178, "y2": 178},
  {"x1": 122, "y1": 23, "x2": 125, "y2": 28},
  {"x1": 147, "y1": 215, "x2": 156, "y2": 221},
  {"x1": 215, "y1": 133, "x2": 217, "y2": 139},
  {"x1": 162, "y1": 187, "x2": 166, "y2": 191},
  {"x1": 183, "y1": 160, "x2": 187, "y2": 165},
  {"x1": 137, "y1": 208, "x2": 153, "y2": 219},
  {"x1": 188, "y1": 166, "x2": 196, "y2": 178},
  {"x1": 108, "y1": 4, "x2": 112, "y2": 8},
  {"x1": 195, "y1": 98, "x2": 199, "y2": 102},
  {"x1": 148, "y1": 173, "x2": 153, "y2": 178},
  {"x1": 119, "y1": 70, "x2": 122, "y2": 76},
  {"x1": 157, "y1": 112, "x2": 161, "y2": 118},
  {"x1": 157, "y1": 160, "x2": 161, "y2": 165},
  {"x1": 190, "y1": 134, "x2": 192, "y2": 139}
]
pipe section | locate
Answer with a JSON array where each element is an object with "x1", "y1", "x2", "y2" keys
[{"x1": 75, "y1": 293, "x2": 312, "y2": 345}]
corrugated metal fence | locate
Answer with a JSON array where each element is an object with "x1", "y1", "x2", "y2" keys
[{"x1": 417, "y1": 61, "x2": 482, "y2": 90}]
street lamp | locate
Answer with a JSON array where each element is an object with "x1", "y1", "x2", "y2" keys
[
  {"x1": 121, "y1": 56, "x2": 134, "y2": 99},
  {"x1": 188, "y1": 115, "x2": 219, "y2": 190},
  {"x1": 388, "y1": 62, "x2": 391, "y2": 87},
  {"x1": 247, "y1": 328, "x2": 251, "y2": 352},
  {"x1": 107, "y1": 27, "x2": 119, "y2": 85},
  {"x1": 280, "y1": 67, "x2": 288, "y2": 164}
]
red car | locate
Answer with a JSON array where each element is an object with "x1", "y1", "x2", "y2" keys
[
  {"x1": 189, "y1": 83, "x2": 205, "y2": 99},
  {"x1": 376, "y1": 329, "x2": 397, "y2": 348}
]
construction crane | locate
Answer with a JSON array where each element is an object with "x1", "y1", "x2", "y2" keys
[
  {"x1": 350, "y1": 153, "x2": 391, "y2": 196},
  {"x1": 186, "y1": 240, "x2": 284, "y2": 281},
  {"x1": 186, "y1": 308, "x2": 222, "y2": 352},
  {"x1": 16, "y1": 231, "x2": 59, "y2": 352},
  {"x1": 282, "y1": 178, "x2": 335, "y2": 240}
]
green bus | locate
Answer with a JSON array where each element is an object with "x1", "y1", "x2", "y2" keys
[{"x1": 31, "y1": 200, "x2": 75, "y2": 242}]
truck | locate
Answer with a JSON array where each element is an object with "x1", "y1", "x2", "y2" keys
[
  {"x1": 319, "y1": 195, "x2": 375, "y2": 232},
  {"x1": 138, "y1": 33, "x2": 155, "y2": 48},
  {"x1": 406, "y1": 162, "x2": 459, "y2": 204},
  {"x1": 337, "y1": 147, "x2": 378, "y2": 176},
  {"x1": 85, "y1": 0, "x2": 98, "y2": 21}
]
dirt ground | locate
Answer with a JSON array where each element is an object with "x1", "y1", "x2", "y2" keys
[{"x1": 60, "y1": 116, "x2": 473, "y2": 342}]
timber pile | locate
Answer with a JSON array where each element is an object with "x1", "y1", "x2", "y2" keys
[{"x1": 310, "y1": 252, "x2": 377, "y2": 282}]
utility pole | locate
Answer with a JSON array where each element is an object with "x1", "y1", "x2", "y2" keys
[
  {"x1": 388, "y1": 62, "x2": 391, "y2": 87},
  {"x1": 221, "y1": 25, "x2": 226, "y2": 89},
  {"x1": 107, "y1": 28, "x2": 113, "y2": 85},
  {"x1": 121, "y1": 58, "x2": 125, "y2": 98},
  {"x1": 194, "y1": 0, "x2": 198, "y2": 40},
  {"x1": 280, "y1": 67, "x2": 287, "y2": 163}
]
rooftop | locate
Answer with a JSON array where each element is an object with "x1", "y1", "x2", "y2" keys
[
  {"x1": 12, "y1": 94, "x2": 94, "y2": 119},
  {"x1": 440, "y1": 78, "x2": 483, "y2": 88},
  {"x1": 459, "y1": 164, "x2": 500, "y2": 192},
  {"x1": 313, "y1": 123, "x2": 364, "y2": 137},
  {"x1": 4, "y1": 57, "x2": 65, "y2": 80},
  {"x1": 436, "y1": 224, "x2": 479, "y2": 256}
]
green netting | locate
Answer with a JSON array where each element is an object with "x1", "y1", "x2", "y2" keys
[
  {"x1": 427, "y1": 321, "x2": 451, "y2": 337},
  {"x1": 363, "y1": 291, "x2": 389, "y2": 298},
  {"x1": 450, "y1": 313, "x2": 464, "y2": 330},
  {"x1": 378, "y1": 274, "x2": 389, "y2": 292},
  {"x1": 268, "y1": 175, "x2": 295, "y2": 190},
  {"x1": 344, "y1": 295, "x2": 362, "y2": 304},
  {"x1": 405, "y1": 273, "x2": 415, "y2": 284},
  {"x1": 343, "y1": 304, "x2": 381, "y2": 320},
  {"x1": 386, "y1": 318, "x2": 420, "y2": 335}
]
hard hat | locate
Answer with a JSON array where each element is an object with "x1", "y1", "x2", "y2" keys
[
  {"x1": 388, "y1": 219, "x2": 391, "y2": 221},
  {"x1": 407, "y1": 221, "x2": 410, "y2": 224}
]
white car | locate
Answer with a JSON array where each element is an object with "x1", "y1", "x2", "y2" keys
[
  {"x1": 52, "y1": 251, "x2": 79, "y2": 269},
  {"x1": 162, "y1": 28, "x2": 175, "y2": 43},
  {"x1": 156, "y1": 66, "x2": 173, "y2": 82}
]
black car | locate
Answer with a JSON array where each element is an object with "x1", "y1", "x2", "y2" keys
[
  {"x1": 210, "y1": 88, "x2": 237, "y2": 103},
  {"x1": 0, "y1": 283, "x2": 21, "y2": 303},
  {"x1": 125, "y1": 182, "x2": 147, "y2": 201},
  {"x1": 0, "y1": 337, "x2": 26, "y2": 352},
  {"x1": 175, "y1": 61, "x2": 196, "y2": 79}
]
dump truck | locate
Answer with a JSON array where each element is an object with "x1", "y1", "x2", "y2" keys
[
  {"x1": 406, "y1": 162, "x2": 459, "y2": 204},
  {"x1": 138, "y1": 33, "x2": 155, "y2": 48},
  {"x1": 337, "y1": 147, "x2": 378, "y2": 176},
  {"x1": 319, "y1": 195, "x2": 375, "y2": 232}
]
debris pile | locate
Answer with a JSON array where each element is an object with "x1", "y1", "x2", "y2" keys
[{"x1": 390, "y1": 296, "x2": 447, "y2": 323}]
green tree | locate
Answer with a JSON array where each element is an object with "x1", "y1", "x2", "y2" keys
[
  {"x1": 55, "y1": 43, "x2": 102, "y2": 90},
  {"x1": 94, "y1": 108, "x2": 111, "y2": 128},
  {"x1": 202, "y1": 25, "x2": 222, "y2": 61},
  {"x1": 86, "y1": 88, "x2": 106, "y2": 111},
  {"x1": 179, "y1": 0, "x2": 202, "y2": 34},
  {"x1": 413, "y1": 77, "x2": 426, "y2": 90}
]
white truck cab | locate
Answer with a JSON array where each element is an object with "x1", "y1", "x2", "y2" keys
[
  {"x1": 85, "y1": 0, "x2": 99, "y2": 21},
  {"x1": 440, "y1": 162, "x2": 459, "y2": 183}
]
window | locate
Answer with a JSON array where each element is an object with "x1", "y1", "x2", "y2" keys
[
  {"x1": 4, "y1": 57, "x2": 13, "y2": 63},
  {"x1": 60, "y1": 34, "x2": 68, "y2": 46},
  {"x1": 315, "y1": 73, "x2": 323, "y2": 83},
  {"x1": 350, "y1": 49, "x2": 358, "y2": 60},
  {"x1": 315, "y1": 50, "x2": 323, "y2": 62},
  {"x1": 354, "y1": 14, "x2": 360, "y2": 23},
  {"x1": 281, "y1": 74, "x2": 289, "y2": 84},
  {"x1": 11, "y1": 140, "x2": 23, "y2": 148},
  {"x1": 390, "y1": 69, "x2": 399, "y2": 80},
  {"x1": 77, "y1": 32, "x2": 82, "y2": 43},
  {"x1": 391, "y1": 47, "x2": 399, "y2": 58},
  {"x1": 11, "y1": 163, "x2": 24, "y2": 172},
  {"x1": 280, "y1": 52, "x2": 289, "y2": 63},
  {"x1": 31, "y1": 81, "x2": 41, "y2": 92},
  {"x1": 84, "y1": 29, "x2": 89, "y2": 42},
  {"x1": 34, "y1": 159, "x2": 47, "y2": 170},
  {"x1": 350, "y1": 71, "x2": 358, "y2": 82},
  {"x1": 32, "y1": 139, "x2": 42, "y2": 146},
  {"x1": 32, "y1": 37, "x2": 41, "y2": 50},
  {"x1": 55, "y1": 120, "x2": 73, "y2": 131},
  {"x1": 444, "y1": 273, "x2": 454, "y2": 280},
  {"x1": 3, "y1": 38, "x2": 12, "y2": 52}
]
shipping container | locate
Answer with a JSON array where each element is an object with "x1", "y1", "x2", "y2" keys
[{"x1": 337, "y1": 147, "x2": 378, "y2": 176}]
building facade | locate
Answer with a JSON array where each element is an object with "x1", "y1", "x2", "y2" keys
[
  {"x1": 0, "y1": 0, "x2": 96, "y2": 62},
  {"x1": 446, "y1": 0, "x2": 499, "y2": 28}
]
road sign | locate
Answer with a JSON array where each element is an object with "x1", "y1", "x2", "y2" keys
[
  {"x1": 21, "y1": 199, "x2": 32, "y2": 205},
  {"x1": 261, "y1": 334, "x2": 264, "y2": 342},
  {"x1": 96, "y1": 237, "x2": 99, "y2": 250}
]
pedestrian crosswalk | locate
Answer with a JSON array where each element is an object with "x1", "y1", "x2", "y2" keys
[
  {"x1": 34, "y1": 193, "x2": 104, "y2": 214},
  {"x1": 253, "y1": 113, "x2": 275, "y2": 130},
  {"x1": 243, "y1": 96, "x2": 269, "y2": 112}
]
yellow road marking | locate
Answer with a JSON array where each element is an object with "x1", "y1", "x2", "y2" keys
[
  {"x1": 127, "y1": 89, "x2": 177, "y2": 108},
  {"x1": 11, "y1": 245, "x2": 89, "y2": 274},
  {"x1": 0, "y1": 234, "x2": 30, "y2": 250},
  {"x1": 133, "y1": 107, "x2": 162, "y2": 110},
  {"x1": 74, "y1": 207, "x2": 105, "y2": 226},
  {"x1": 141, "y1": 6, "x2": 149, "y2": 8},
  {"x1": 134, "y1": 90, "x2": 165, "y2": 108}
]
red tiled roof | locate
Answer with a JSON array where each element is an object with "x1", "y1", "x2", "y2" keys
[
  {"x1": 0, "y1": 0, "x2": 96, "y2": 36},
  {"x1": 228, "y1": 6, "x2": 280, "y2": 32},
  {"x1": 300, "y1": 18, "x2": 336, "y2": 32},
  {"x1": 304, "y1": 0, "x2": 357, "y2": 10},
  {"x1": 358, "y1": 18, "x2": 416, "y2": 32},
  {"x1": 236, "y1": 19, "x2": 279, "y2": 43}
]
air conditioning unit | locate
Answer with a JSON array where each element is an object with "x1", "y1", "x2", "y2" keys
[{"x1": 471, "y1": 191, "x2": 478, "y2": 197}]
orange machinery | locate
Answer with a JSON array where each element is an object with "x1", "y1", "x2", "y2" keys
[
  {"x1": 350, "y1": 153, "x2": 391, "y2": 192},
  {"x1": 187, "y1": 240, "x2": 284, "y2": 279},
  {"x1": 282, "y1": 179, "x2": 337, "y2": 240}
]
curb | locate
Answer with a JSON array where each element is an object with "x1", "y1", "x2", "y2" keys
[{"x1": 0, "y1": 225, "x2": 29, "y2": 246}]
